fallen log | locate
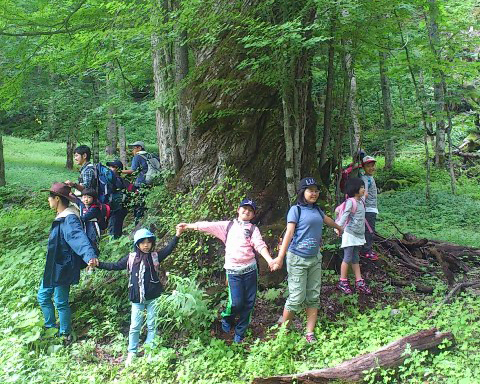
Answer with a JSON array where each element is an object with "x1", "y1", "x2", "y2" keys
[
  {"x1": 252, "y1": 328, "x2": 454, "y2": 383},
  {"x1": 390, "y1": 279, "x2": 434, "y2": 294}
]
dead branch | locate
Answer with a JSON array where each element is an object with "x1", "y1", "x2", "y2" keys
[{"x1": 428, "y1": 280, "x2": 480, "y2": 319}]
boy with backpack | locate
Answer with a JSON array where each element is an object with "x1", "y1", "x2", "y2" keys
[
  {"x1": 360, "y1": 156, "x2": 378, "y2": 260},
  {"x1": 106, "y1": 160, "x2": 130, "y2": 238},
  {"x1": 74, "y1": 189, "x2": 108, "y2": 254},
  {"x1": 177, "y1": 198, "x2": 278, "y2": 343}
]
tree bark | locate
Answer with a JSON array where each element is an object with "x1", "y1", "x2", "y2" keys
[
  {"x1": 0, "y1": 133, "x2": 5, "y2": 187},
  {"x1": 118, "y1": 124, "x2": 127, "y2": 168},
  {"x1": 319, "y1": 15, "x2": 335, "y2": 169},
  {"x1": 174, "y1": 21, "x2": 190, "y2": 162},
  {"x1": 379, "y1": 50, "x2": 395, "y2": 169},
  {"x1": 253, "y1": 329, "x2": 454, "y2": 383},
  {"x1": 105, "y1": 64, "x2": 118, "y2": 156},
  {"x1": 151, "y1": 0, "x2": 182, "y2": 172}
]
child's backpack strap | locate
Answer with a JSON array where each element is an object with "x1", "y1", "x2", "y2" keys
[
  {"x1": 127, "y1": 252, "x2": 136, "y2": 272},
  {"x1": 225, "y1": 220, "x2": 234, "y2": 241},
  {"x1": 151, "y1": 251, "x2": 160, "y2": 271},
  {"x1": 225, "y1": 220, "x2": 256, "y2": 242}
]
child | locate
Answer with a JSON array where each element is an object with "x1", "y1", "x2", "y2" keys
[
  {"x1": 89, "y1": 226, "x2": 184, "y2": 366},
  {"x1": 105, "y1": 160, "x2": 130, "y2": 238},
  {"x1": 75, "y1": 188, "x2": 102, "y2": 253},
  {"x1": 337, "y1": 177, "x2": 372, "y2": 295},
  {"x1": 177, "y1": 198, "x2": 277, "y2": 343},
  {"x1": 273, "y1": 177, "x2": 343, "y2": 343},
  {"x1": 361, "y1": 156, "x2": 378, "y2": 260}
]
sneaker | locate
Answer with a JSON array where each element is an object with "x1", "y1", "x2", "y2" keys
[
  {"x1": 221, "y1": 319, "x2": 231, "y2": 333},
  {"x1": 337, "y1": 280, "x2": 353, "y2": 294},
  {"x1": 125, "y1": 352, "x2": 136, "y2": 367},
  {"x1": 233, "y1": 334, "x2": 244, "y2": 343},
  {"x1": 364, "y1": 251, "x2": 378, "y2": 261},
  {"x1": 355, "y1": 279, "x2": 372, "y2": 295},
  {"x1": 305, "y1": 333, "x2": 317, "y2": 343}
]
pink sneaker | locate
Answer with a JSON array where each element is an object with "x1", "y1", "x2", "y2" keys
[
  {"x1": 364, "y1": 251, "x2": 378, "y2": 261},
  {"x1": 305, "y1": 333, "x2": 317, "y2": 343},
  {"x1": 337, "y1": 280, "x2": 353, "y2": 294},
  {"x1": 355, "y1": 279, "x2": 372, "y2": 294}
]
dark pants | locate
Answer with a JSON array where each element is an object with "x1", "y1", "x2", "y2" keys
[
  {"x1": 362, "y1": 212, "x2": 377, "y2": 253},
  {"x1": 108, "y1": 207, "x2": 128, "y2": 238},
  {"x1": 221, "y1": 269, "x2": 257, "y2": 338}
]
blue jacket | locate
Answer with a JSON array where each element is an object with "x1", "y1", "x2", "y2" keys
[{"x1": 43, "y1": 208, "x2": 97, "y2": 288}]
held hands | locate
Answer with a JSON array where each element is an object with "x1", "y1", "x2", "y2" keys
[
  {"x1": 269, "y1": 257, "x2": 283, "y2": 271},
  {"x1": 88, "y1": 258, "x2": 99, "y2": 268},
  {"x1": 175, "y1": 223, "x2": 187, "y2": 237}
]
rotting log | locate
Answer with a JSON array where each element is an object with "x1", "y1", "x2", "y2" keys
[{"x1": 252, "y1": 329, "x2": 454, "y2": 383}]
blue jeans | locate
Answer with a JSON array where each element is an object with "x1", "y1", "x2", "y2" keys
[
  {"x1": 221, "y1": 269, "x2": 257, "y2": 339},
  {"x1": 37, "y1": 280, "x2": 71, "y2": 335},
  {"x1": 128, "y1": 299, "x2": 157, "y2": 354}
]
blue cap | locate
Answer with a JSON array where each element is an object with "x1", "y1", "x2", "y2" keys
[
  {"x1": 133, "y1": 228, "x2": 156, "y2": 247},
  {"x1": 239, "y1": 198, "x2": 257, "y2": 212},
  {"x1": 298, "y1": 177, "x2": 319, "y2": 191}
]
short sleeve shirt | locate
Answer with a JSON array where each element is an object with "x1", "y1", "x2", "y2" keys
[
  {"x1": 287, "y1": 204, "x2": 325, "y2": 257},
  {"x1": 131, "y1": 153, "x2": 149, "y2": 187},
  {"x1": 361, "y1": 175, "x2": 378, "y2": 213}
]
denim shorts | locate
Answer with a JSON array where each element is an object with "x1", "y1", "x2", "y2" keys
[{"x1": 285, "y1": 251, "x2": 322, "y2": 311}]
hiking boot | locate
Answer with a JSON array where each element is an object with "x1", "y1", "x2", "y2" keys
[
  {"x1": 125, "y1": 352, "x2": 136, "y2": 367},
  {"x1": 364, "y1": 251, "x2": 378, "y2": 261},
  {"x1": 221, "y1": 319, "x2": 231, "y2": 333},
  {"x1": 337, "y1": 280, "x2": 353, "y2": 294},
  {"x1": 305, "y1": 333, "x2": 317, "y2": 343},
  {"x1": 355, "y1": 279, "x2": 372, "y2": 295},
  {"x1": 233, "y1": 334, "x2": 244, "y2": 343}
]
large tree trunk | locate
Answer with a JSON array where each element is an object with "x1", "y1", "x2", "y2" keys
[
  {"x1": 319, "y1": 15, "x2": 335, "y2": 169},
  {"x1": 379, "y1": 50, "x2": 395, "y2": 169},
  {"x1": 253, "y1": 329, "x2": 454, "y2": 383},
  {"x1": 0, "y1": 133, "x2": 5, "y2": 187},
  {"x1": 174, "y1": 21, "x2": 190, "y2": 162},
  {"x1": 151, "y1": 0, "x2": 182, "y2": 172},
  {"x1": 427, "y1": 0, "x2": 446, "y2": 167}
]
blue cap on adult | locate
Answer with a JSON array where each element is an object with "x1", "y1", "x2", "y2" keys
[
  {"x1": 298, "y1": 177, "x2": 320, "y2": 191},
  {"x1": 239, "y1": 198, "x2": 257, "y2": 212}
]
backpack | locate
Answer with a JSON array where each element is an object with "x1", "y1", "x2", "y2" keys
[
  {"x1": 339, "y1": 163, "x2": 362, "y2": 193},
  {"x1": 127, "y1": 251, "x2": 159, "y2": 272},
  {"x1": 84, "y1": 163, "x2": 117, "y2": 204},
  {"x1": 334, "y1": 198, "x2": 372, "y2": 233},
  {"x1": 96, "y1": 202, "x2": 111, "y2": 231},
  {"x1": 139, "y1": 153, "x2": 161, "y2": 185}
]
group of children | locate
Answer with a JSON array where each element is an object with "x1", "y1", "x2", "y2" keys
[{"x1": 41, "y1": 153, "x2": 379, "y2": 365}]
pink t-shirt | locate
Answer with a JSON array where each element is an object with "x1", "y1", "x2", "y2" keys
[{"x1": 195, "y1": 220, "x2": 267, "y2": 269}]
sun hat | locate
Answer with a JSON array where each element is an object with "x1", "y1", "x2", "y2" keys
[
  {"x1": 41, "y1": 182, "x2": 77, "y2": 202},
  {"x1": 128, "y1": 141, "x2": 145, "y2": 149}
]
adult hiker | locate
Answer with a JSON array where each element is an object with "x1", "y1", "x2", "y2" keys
[
  {"x1": 122, "y1": 141, "x2": 160, "y2": 223},
  {"x1": 65, "y1": 145, "x2": 95, "y2": 192},
  {"x1": 37, "y1": 182, "x2": 98, "y2": 339}
]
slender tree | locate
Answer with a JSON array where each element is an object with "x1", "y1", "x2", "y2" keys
[{"x1": 0, "y1": 133, "x2": 5, "y2": 187}]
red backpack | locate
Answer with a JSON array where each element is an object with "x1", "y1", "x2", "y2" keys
[{"x1": 97, "y1": 203, "x2": 111, "y2": 231}]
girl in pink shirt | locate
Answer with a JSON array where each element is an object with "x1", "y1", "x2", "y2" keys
[{"x1": 178, "y1": 198, "x2": 277, "y2": 343}]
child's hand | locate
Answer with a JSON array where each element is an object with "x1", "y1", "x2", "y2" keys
[
  {"x1": 88, "y1": 258, "x2": 99, "y2": 267},
  {"x1": 175, "y1": 224, "x2": 186, "y2": 237},
  {"x1": 335, "y1": 227, "x2": 344, "y2": 237},
  {"x1": 271, "y1": 258, "x2": 283, "y2": 271}
]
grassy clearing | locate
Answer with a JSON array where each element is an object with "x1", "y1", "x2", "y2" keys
[{"x1": 4, "y1": 136, "x2": 79, "y2": 190}]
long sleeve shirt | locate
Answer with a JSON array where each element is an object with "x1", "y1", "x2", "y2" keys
[
  {"x1": 194, "y1": 220, "x2": 267, "y2": 269},
  {"x1": 337, "y1": 198, "x2": 366, "y2": 237}
]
